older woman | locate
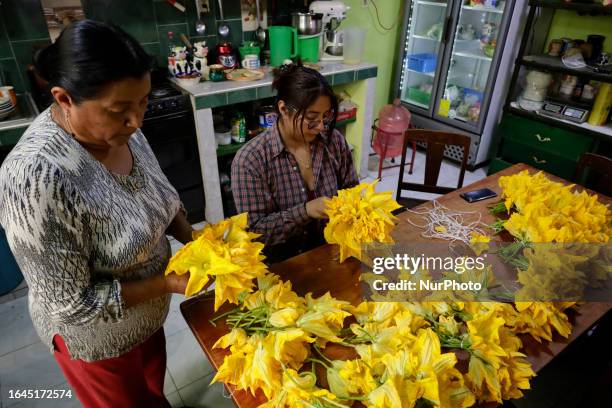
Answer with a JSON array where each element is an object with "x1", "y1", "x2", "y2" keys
[
  {"x1": 231, "y1": 64, "x2": 359, "y2": 263},
  {"x1": 0, "y1": 21, "x2": 192, "y2": 407}
]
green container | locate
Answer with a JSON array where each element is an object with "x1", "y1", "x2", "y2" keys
[
  {"x1": 406, "y1": 86, "x2": 431, "y2": 106},
  {"x1": 297, "y1": 34, "x2": 320, "y2": 63},
  {"x1": 269, "y1": 26, "x2": 298, "y2": 66},
  {"x1": 239, "y1": 41, "x2": 261, "y2": 60}
]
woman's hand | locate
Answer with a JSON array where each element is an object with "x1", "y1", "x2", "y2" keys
[
  {"x1": 305, "y1": 197, "x2": 329, "y2": 219},
  {"x1": 164, "y1": 272, "x2": 190, "y2": 295}
]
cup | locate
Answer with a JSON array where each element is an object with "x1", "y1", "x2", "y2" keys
[
  {"x1": 241, "y1": 54, "x2": 260, "y2": 69},
  {"x1": 0, "y1": 86, "x2": 16, "y2": 106},
  {"x1": 343, "y1": 27, "x2": 366, "y2": 65},
  {"x1": 209, "y1": 64, "x2": 225, "y2": 82}
]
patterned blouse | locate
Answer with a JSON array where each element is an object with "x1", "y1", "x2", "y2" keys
[
  {"x1": 0, "y1": 108, "x2": 182, "y2": 362},
  {"x1": 231, "y1": 124, "x2": 358, "y2": 263}
]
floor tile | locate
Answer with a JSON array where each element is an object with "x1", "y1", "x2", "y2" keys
[
  {"x1": 178, "y1": 374, "x2": 234, "y2": 408},
  {"x1": 0, "y1": 296, "x2": 39, "y2": 357},
  {"x1": 164, "y1": 368, "x2": 178, "y2": 396},
  {"x1": 0, "y1": 342, "x2": 65, "y2": 407},
  {"x1": 164, "y1": 294, "x2": 188, "y2": 337},
  {"x1": 166, "y1": 390, "x2": 184, "y2": 407},
  {"x1": 165, "y1": 329, "x2": 214, "y2": 389}
]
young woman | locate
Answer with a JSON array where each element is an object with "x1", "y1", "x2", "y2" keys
[
  {"x1": 0, "y1": 21, "x2": 193, "y2": 407},
  {"x1": 231, "y1": 64, "x2": 359, "y2": 263}
]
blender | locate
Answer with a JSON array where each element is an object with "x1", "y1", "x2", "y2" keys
[{"x1": 309, "y1": 1, "x2": 350, "y2": 61}]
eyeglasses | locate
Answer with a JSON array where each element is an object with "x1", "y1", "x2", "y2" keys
[{"x1": 287, "y1": 105, "x2": 335, "y2": 130}]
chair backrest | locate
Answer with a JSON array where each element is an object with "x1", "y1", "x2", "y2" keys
[
  {"x1": 396, "y1": 129, "x2": 471, "y2": 200},
  {"x1": 573, "y1": 153, "x2": 612, "y2": 197}
]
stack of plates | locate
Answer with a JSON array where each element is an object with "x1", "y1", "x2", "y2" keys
[{"x1": 0, "y1": 97, "x2": 16, "y2": 120}]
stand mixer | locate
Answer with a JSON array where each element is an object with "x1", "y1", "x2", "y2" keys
[{"x1": 309, "y1": 1, "x2": 350, "y2": 61}]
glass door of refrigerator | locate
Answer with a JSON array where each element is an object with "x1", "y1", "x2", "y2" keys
[
  {"x1": 434, "y1": 0, "x2": 507, "y2": 130},
  {"x1": 399, "y1": 0, "x2": 451, "y2": 114}
]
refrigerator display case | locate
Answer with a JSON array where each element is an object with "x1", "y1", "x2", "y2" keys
[{"x1": 394, "y1": 0, "x2": 528, "y2": 167}]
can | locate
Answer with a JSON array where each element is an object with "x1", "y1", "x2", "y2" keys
[{"x1": 258, "y1": 106, "x2": 278, "y2": 129}]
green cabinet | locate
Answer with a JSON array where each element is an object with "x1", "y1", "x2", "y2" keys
[
  {"x1": 0, "y1": 126, "x2": 26, "y2": 147},
  {"x1": 492, "y1": 113, "x2": 595, "y2": 179}
]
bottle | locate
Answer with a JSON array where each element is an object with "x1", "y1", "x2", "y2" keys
[
  {"x1": 373, "y1": 98, "x2": 411, "y2": 159},
  {"x1": 231, "y1": 112, "x2": 246, "y2": 143}
]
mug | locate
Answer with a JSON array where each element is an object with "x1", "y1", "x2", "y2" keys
[
  {"x1": 0, "y1": 86, "x2": 16, "y2": 106},
  {"x1": 241, "y1": 54, "x2": 260, "y2": 69},
  {"x1": 209, "y1": 64, "x2": 225, "y2": 82}
]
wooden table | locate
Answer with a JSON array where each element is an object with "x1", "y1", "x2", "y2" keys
[{"x1": 181, "y1": 163, "x2": 611, "y2": 408}]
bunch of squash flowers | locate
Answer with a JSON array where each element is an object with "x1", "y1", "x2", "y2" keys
[
  {"x1": 324, "y1": 181, "x2": 402, "y2": 262},
  {"x1": 165, "y1": 213, "x2": 268, "y2": 311},
  {"x1": 488, "y1": 170, "x2": 610, "y2": 341},
  {"x1": 210, "y1": 275, "x2": 577, "y2": 407}
]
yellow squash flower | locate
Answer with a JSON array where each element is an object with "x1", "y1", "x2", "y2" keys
[
  {"x1": 166, "y1": 213, "x2": 267, "y2": 310},
  {"x1": 324, "y1": 181, "x2": 401, "y2": 262}
]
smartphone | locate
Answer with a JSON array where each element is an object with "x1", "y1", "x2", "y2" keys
[{"x1": 460, "y1": 188, "x2": 498, "y2": 203}]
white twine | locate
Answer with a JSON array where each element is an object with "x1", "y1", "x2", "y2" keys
[{"x1": 405, "y1": 200, "x2": 488, "y2": 246}]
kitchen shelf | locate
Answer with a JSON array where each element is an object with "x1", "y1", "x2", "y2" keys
[
  {"x1": 216, "y1": 142, "x2": 245, "y2": 157},
  {"x1": 417, "y1": 0, "x2": 447, "y2": 7},
  {"x1": 453, "y1": 51, "x2": 493, "y2": 62},
  {"x1": 336, "y1": 117, "x2": 357, "y2": 127},
  {"x1": 462, "y1": 5, "x2": 504, "y2": 14},
  {"x1": 509, "y1": 102, "x2": 612, "y2": 140},
  {"x1": 529, "y1": 0, "x2": 612, "y2": 15},
  {"x1": 520, "y1": 54, "x2": 612, "y2": 82}
]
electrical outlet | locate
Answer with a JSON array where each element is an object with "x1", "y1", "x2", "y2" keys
[{"x1": 196, "y1": 0, "x2": 210, "y2": 14}]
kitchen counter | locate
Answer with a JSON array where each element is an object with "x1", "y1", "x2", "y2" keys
[
  {"x1": 172, "y1": 61, "x2": 378, "y2": 223},
  {"x1": 0, "y1": 94, "x2": 39, "y2": 147}
]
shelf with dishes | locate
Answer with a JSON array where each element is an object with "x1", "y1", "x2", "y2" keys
[
  {"x1": 521, "y1": 54, "x2": 612, "y2": 83},
  {"x1": 509, "y1": 101, "x2": 612, "y2": 139}
]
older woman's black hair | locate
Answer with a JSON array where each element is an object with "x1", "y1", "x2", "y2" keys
[
  {"x1": 34, "y1": 20, "x2": 152, "y2": 104},
  {"x1": 272, "y1": 63, "x2": 339, "y2": 138}
]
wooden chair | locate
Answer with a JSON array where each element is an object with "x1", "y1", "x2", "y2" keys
[
  {"x1": 573, "y1": 153, "x2": 612, "y2": 197},
  {"x1": 395, "y1": 129, "x2": 471, "y2": 209}
]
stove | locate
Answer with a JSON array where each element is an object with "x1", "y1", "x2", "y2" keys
[
  {"x1": 145, "y1": 78, "x2": 191, "y2": 120},
  {"x1": 141, "y1": 71, "x2": 205, "y2": 223}
]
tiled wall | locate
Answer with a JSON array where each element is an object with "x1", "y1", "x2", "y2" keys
[{"x1": 0, "y1": 0, "x2": 304, "y2": 93}]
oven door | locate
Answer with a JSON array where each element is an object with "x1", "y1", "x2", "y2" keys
[{"x1": 141, "y1": 111, "x2": 205, "y2": 223}]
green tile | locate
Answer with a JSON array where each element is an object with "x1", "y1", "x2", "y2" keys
[
  {"x1": 1, "y1": 0, "x2": 49, "y2": 42},
  {"x1": 357, "y1": 67, "x2": 378, "y2": 80},
  {"x1": 0, "y1": 58, "x2": 25, "y2": 92},
  {"x1": 157, "y1": 23, "x2": 189, "y2": 60},
  {"x1": 140, "y1": 42, "x2": 162, "y2": 68},
  {"x1": 228, "y1": 88, "x2": 256, "y2": 104},
  {"x1": 10, "y1": 39, "x2": 51, "y2": 92},
  {"x1": 186, "y1": 0, "x2": 217, "y2": 38},
  {"x1": 0, "y1": 18, "x2": 12, "y2": 60},
  {"x1": 154, "y1": 0, "x2": 188, "y2": 25},
  {"x1": 0, "y1": 126, "x2": 27, "y2": 147},
  {"x1": 323, "y1": 74, "x2": 334, "y2": 85},
  {"x1": 256, "y1": 86, "x2": 276, "y2": 99},
  {"x1": 196, "y1": 93, "x2": 228, "y2": 109},
  {"x1": 82, "y1": 0, "x2": 157, "y2": 43},
  {"x1": 215, "y1": 0, "x2": 242, "y2": 20},
  {"x1": 220, "y1": 20, "x2": 243, "y2": 49},
  {"x1": 333, "y1": 71, "x2": 355, "y2": 86}
]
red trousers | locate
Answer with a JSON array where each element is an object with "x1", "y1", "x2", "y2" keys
[{"x1": 53, "y1": 328, "x2": 171, "y2": 408}]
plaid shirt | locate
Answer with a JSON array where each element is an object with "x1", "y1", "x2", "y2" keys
[{"x1": 231, "y1": 123, "x2": 358, "y2": 263}]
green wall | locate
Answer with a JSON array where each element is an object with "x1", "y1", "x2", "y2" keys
[
  {"x1": 545, "y1": 9, "x2": 612, "y2": 53},
  {"x1": 342, "y1": 0, "x2": 403, "y2": 117}
]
